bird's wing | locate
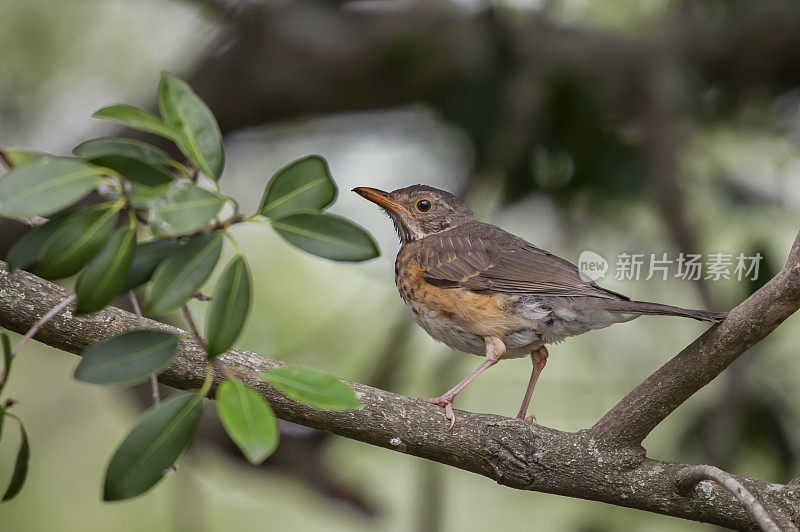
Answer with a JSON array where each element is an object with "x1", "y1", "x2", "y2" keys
[{"x1": 417, "y1": 232, "x2": 627, "y2": 300}]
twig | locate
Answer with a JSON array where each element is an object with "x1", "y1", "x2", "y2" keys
[
  {"x1": 129, "y1": 291, "x2": 160, "y2": 405},
  {"x1": 0, "y1": 293, "x2": 76, "y2": 390},
  {"x1": 676, "y1": 466, "x2": 781, "y2": 532},
  {"x1": 193, "y1": 292, "x2": 212, "y2": 301},
  {"x1": 10, "y1": 294, "x2": 76, "y2": 360},
  {"x1": 181, "y1": 304, "x2": 204, "y2": 346},
  {"x1": 0, "y1": 149, "x2": 14, "y2": 170},
  {"x1": 162, "y1": 214, "x2": 245, "y2": 241}
]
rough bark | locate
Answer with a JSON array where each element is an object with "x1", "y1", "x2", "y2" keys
[{"x1": 1, "y1": 258, "x2": 799, "y2": 530}]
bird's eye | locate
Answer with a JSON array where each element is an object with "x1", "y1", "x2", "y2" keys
[{"x1": 416, "y1": 199, "x2": 432, "y2": 213}]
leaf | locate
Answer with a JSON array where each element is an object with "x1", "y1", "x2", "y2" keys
[
  {"x1": 157, "y1": 73, "x2": 225, "y2": 181},
  {"x1": 144, "y1": 233, "x2": 223, "y2": 315},
  {"x1": 3, "y1": 149, "x2": 53, "y2": 167},
  {"x1": 73, "y1": 137, "x2": 172, "y2": 165},
  {"x1": 0, "y1": 332, "x2": 11, "y2": 397},
  {"x1": 216, "y1": 379, "x2": 278, "y2": 464},
  {"x1": 205, "y1": 255, "x2": 251, "y2": 358},
  {"x1": 1, "y1": 417, "x2": 30, "y2": 502},
  {"x1": 74, "y1": 330, "x2": 181, "y2": 386},
  {"x1": 271, "y1": 211, "x2": 379, "y2": 262},
  {"x1": 152, "y1": 183, "x2": 225, "y2": 236},
  {"x1": 35, "y1": 206, "x2": 119, "y2": 279},
  {"x1": 93, "y1": 105, "x2": 182, "y2": 142},
  {"x1": 103, "y1": 392, "x2": 203, "y2": 501},
  {"x1": 259, "y1": 156, "x2": 336, "y2": 218},
  {"x1": 123, "y1": 240, "x2": 181, "y2": 292},
  {"x1": 262, "y1": 366, "x2": 361, "y2": 411},
  {"x1": 5, "y1": 211, "x2": 72, "y2": 271},
  {"x1": 75, "y1": 226, "x2": 137, "y2": 314},
  {"x1": 88, "y1": 156, "x2": 174, "y2": 188},
  {"x1": 0, "y1": 158, "x2": 106, "y2": 218}
]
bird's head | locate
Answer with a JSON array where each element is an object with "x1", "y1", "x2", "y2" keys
[{"x1": 353, "y1": 184, "x2": 474, "y2": 244}]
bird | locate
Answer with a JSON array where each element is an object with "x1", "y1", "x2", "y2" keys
[{"x1": 353, "y1": 185, "x2": 727, "y2": 428}]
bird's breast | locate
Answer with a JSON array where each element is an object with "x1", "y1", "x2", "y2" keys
[{"x1": 394, "y1": 252, "x2": 520, "y2": 346}]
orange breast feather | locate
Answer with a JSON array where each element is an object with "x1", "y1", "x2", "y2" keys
[{"x1": 400, "y1": 259, "x2": 514, "y2": 338}]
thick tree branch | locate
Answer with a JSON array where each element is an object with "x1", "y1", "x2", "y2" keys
[
  {"x1": 0, "y1": 261, "x2": 797, "y2": 530},
  {"x1": 676, "y1": 465, "x2": 781, "y2": 532},
  {"x1": 592, "y1": 230, "x2": 800, "y2": 447}
]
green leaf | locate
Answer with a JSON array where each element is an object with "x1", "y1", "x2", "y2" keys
[
  {"x1": 3, "y1": 149, "x2": 53, "y2": 167},
  {"x1": 144, "y1": 233, "x2": 223, "y2": 315},
  {"x1": 93, "y1": 105, "x2": 182, "y2": 142},
  {"x1": 5, "y1": 211, "x2": 72, "y2": 271},
  {"x1": 35, "y1": 206, "x2": 119, "y2": 279},
  {"x1": 75, "y1": 226, "x2": 137, "y2": 315},
  {"x1": 271, "y1": 211, "x2": 379, "y2": 262},
  {"x1": 73, "y1": 137, "x2": 172, "y2": 165},
  {"x1": 74, "y1": 330, "x2": 180, "y2": 386},
  {"x1": 0, "y1": 158, "x2": 106, "y2": 218},
  {"x1": 103, "y1": 392, "x2": 202, "y2": 501},
  {"x1": 259, "y1": 156, "x2": 336, "y2": 218},
  {"x1": 262, "y1": 366, "x2": 361, "y2": 411},
  {"x1": 152, "y1": 183, "x2": 225, "y2": 236},
  {"x1": 123, "y1": 240, "x2": 181, "y2": 292},
  {"x1": 1, "y1": 417, "x2": 30, "y2": 502},
  {"x1": 157, "y1": 73, "x2": 225, "y2": 181},
  {"x1": 89, "y1": 156, "x2": 174, "y2": 188},
  {"x1": 216, "y1": 379, "x2": 278, "y2": 464},
  {"x1": 0, "y1": 332, "x2": 11, "y2": 397},
  {"x1": 205, "y1": 255, "x2": 251, "y2": 358}
]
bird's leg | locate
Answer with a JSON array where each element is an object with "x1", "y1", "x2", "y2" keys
[
  {"x1": 421, "y1": 337, "x2": 506, "y2": 429},
  {"x1": 516, "y1": 346, "x2": 549, "y2": 421}
]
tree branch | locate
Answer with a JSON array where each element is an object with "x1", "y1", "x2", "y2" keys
[
  {"x1": 0, "y1": 261, "x2": 797, "y2": 530},
  {"x1": 592, "y1": 230, "x2": 800, "y2": 447},
  {"x1": 676, "y1": 465, "x2": 782, "y2": 532}
]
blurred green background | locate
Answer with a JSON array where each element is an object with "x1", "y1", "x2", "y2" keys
[{"x1": 1, "y1": 0, "x2": 800, "y2": 530}]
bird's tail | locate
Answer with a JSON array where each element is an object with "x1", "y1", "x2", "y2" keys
[{"x1": 604, "y1": 300, "x2": 728, "y2": 323}]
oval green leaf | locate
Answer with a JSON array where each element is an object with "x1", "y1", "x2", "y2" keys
[
  {"x1": 144, "y1": 233, "x2": 223, "y2": 315},
  {"x1": 259, "y1": 156, "x2": 336, "y2": 218},
  {"x1": 123, "y1": 240, "x2": 181, "y2": 292},
  {"x1": 75, "y1": 330, "x2": 181, "y2": 386},
  {"x1": 152, "y1": 183, "x2": 225, "y2": 236},
  {"x1": 271, "y1": 211, "x2": 379, "y2": 262},
  {"x1": 93, "y1": 105, "x2": 182, "y2": 142},
  {"x1": 157, "y1": 73, "x2": 225, "y2": 181},
  {"x1": 5, "y1": 211, "x2": 72, "y2": 271},
  {"x1": 73, "y1": 137, "x2": 172, "y2": 165},
  {"x1": 0, "y1": 158, "x2": 105, "y2": 218},
  {"x1": 103, "y1": 391, "x2": 202, "y2": 501},
  {"x1": 1, "y1": 417, "x2": 30, "y2": 502},
  {"x1": 75, "y1": 226, "x2": 137, "y2": 315},
  {"x1": 3, "y1": 149, "x2": 54, "y2": 167},
  {"x1": 216, "y1": 378, "x2": 278, "y2": 465},
  {"x1": 35, "y1": 206, "x2": 119, "y2": 279},
  {"x1": 205, "y1": 255, "x2": 251, "y2": 358},
  {"x1": 262, "y1": 366, "x2": 361, "y2": 411}
]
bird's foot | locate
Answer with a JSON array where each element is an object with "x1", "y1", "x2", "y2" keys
[
  {"x1": 516, "y1": 412, "x2": 537, "y2": 423},
  {"x1": 420, "y1": 395, "x2": 456, "y2": 429}
]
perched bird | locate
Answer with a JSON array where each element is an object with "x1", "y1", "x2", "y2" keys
[{"x1": 354, "y1": 185, "x2": 727, "y2": 427}]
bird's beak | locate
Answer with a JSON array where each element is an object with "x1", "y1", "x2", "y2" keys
[{"x1": 352, "y1": 187, "x2": 412, "y2": 215}]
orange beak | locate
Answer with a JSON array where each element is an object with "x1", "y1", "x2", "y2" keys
[{"x1": 353, "y1": 187, "x2": 412, "y2": 216}]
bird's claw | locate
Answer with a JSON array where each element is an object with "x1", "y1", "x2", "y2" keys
[
  {"x1": 420, "y1": 395, "x2": 456, "y2": 429},
  {"x1": 516, "y1": 413, "x2": 537, "y2": 423}
]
